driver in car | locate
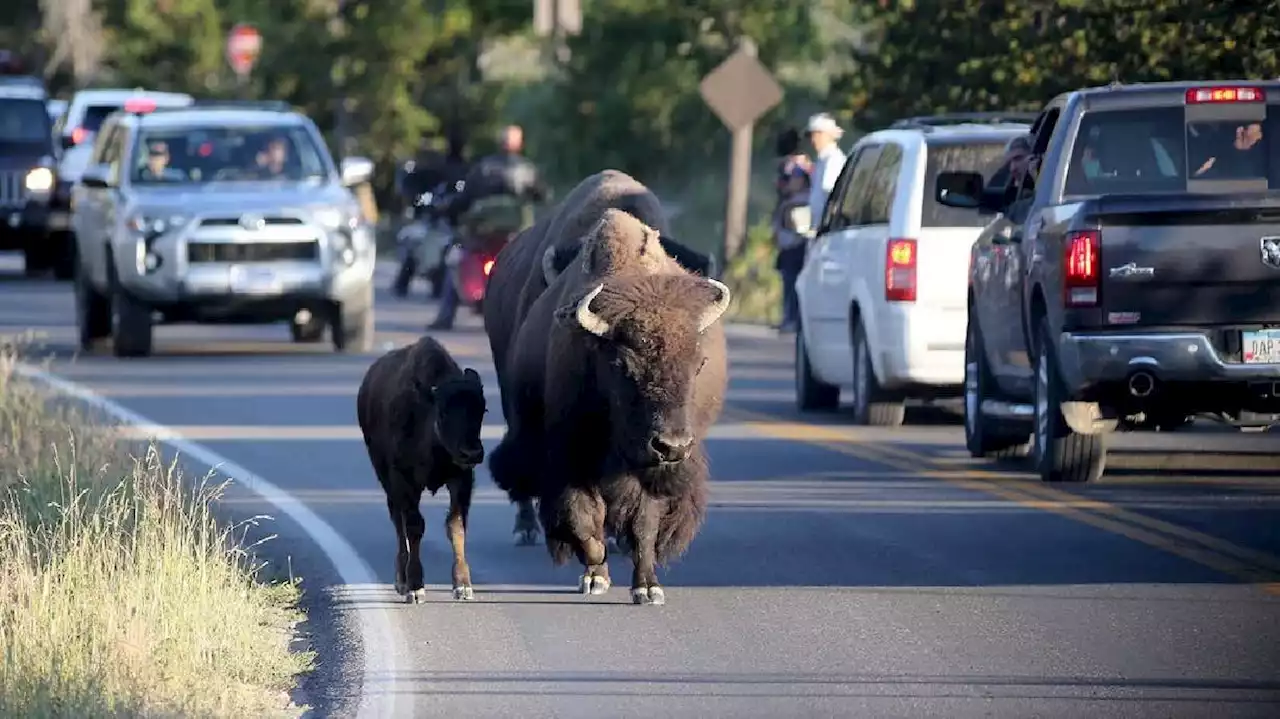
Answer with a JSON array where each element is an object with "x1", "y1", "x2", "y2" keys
[
  {"x1": 251, "y1": 136, "x2": 291, "y2": 178},
  {"x1": 139, "y1": 141, "x2": 185, "y2": 182}
]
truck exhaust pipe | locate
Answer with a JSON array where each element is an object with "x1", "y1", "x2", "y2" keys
[{"x1": 1128, "y1": 371, "x2": 1156, "y2": 398}]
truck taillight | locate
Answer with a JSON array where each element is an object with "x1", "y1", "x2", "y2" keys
[
  {"x1": 1064, "y1": 230, "x2": 1100, "y2": 307},
  {"x1": 885, "y1": 238, "x2": 917, "y2": 303},
  {"x1": 1185, "y1": 86, "x2": 1265, "y2": 104}
]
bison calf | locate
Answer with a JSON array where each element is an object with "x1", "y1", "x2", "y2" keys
[{"x1": 356, "y1": 336, "x2": 487, "y2": 603}]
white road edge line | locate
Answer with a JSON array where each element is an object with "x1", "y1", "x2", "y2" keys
[{"x1": 15, "y1": 362, "x2": 401, "y2": 719}]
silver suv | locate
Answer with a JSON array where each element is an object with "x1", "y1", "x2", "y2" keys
[{"x1": 70, "y1": 101, "x2": 377, "y2": 357}]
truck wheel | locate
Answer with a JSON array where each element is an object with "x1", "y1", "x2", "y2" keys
[
  {"x1": 964, "y1": 313, "x2": 1031, "y2": 458},
  {"x1": 332, "y1": 286, "x2": 374, "y2": 353},
  {"x1": 74, "y1": 260, "x2": 112, "y2": 351},
  {"x1": 851, "y1": 320, "x2": 906, "y2": 427},
  {"x1": 110, "y1": 286, "x2": 154, "y2": 358},
  {"x1": 1032, "y1": 318, "x2": 1106, "y2": 483},
  {"x1": 52, "y1": 232, "x2": 77, "y2": 281},
  {"x1": 795, "y1": 329, "x2": 839, "y2": 411}
]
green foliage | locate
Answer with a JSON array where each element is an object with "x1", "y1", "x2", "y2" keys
[{"x1": 722, "y1": 220, "x2": 780, "y2": 325}]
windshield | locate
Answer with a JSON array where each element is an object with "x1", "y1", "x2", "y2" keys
[
  {"x1": 923, "y1": 140, "x2": 1012, "y2": 227},
  {"x1": 0, "y1": 98, "x2": 53, "y2": 144},
  {"x1": 130, "y1": 125, "x2": 330, "y2": 184},
  {"x1": 1064, "y1": 104, "x2": 1280, "y2": 195}
]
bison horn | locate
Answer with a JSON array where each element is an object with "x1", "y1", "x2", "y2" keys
[
  {"x1": 696, "y1": 278, "x2": 732, "y2": 333},
  {"x1": 576, "y1": 283, "x2": 610, "y2": 337}
]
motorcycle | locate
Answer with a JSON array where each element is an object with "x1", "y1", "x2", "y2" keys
[
  {"x1": 449, "y1": 195, "x2": 528, "y2": 312},
  {"x1": 390, "y1": 186, "x2": 454, "y2": 299}
]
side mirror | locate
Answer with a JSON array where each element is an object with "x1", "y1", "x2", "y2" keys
[
  {"x1": 340, "y1": 156, "x2": 374, "y2": 187},
  {"x1": 79, "y1": 164, "x2": 112, "y2": 189},
  {"x1": 935, "y1": 171, "x2": 987, "y2": 209}
]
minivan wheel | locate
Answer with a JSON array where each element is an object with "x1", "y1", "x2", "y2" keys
[
  {"x1": 1032, "y1": 318, "x2": 1106, "y2": 483},
  {"x1": 851, "y1": 320, "x2": 905, "y2": 427}
]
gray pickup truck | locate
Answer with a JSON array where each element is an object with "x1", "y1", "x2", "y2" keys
[
  {"x1": 936, "y1": 81, "x2": 1280, "y2": 483},
  {"x1": 71, "y1": 101, "x2": 377, "y2": 357}
]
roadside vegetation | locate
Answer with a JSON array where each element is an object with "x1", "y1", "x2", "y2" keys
[{"x1": 0, "y1": 340, "x2": 312, "y2": 718}]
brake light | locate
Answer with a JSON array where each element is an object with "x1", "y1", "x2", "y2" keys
[
  {"x1": 1185, "y1": 87, "x2": 1265, "y2": 104},
  {"x1": 124, "y1": 97, "x2": 157, "y2": 114},
  {"x1": 70, "y1": 126, "x2": 87, "y2": 145},
  {"x1": 885, "y1": 238, "x2": 917, "y2": 303},
  {"x1": 1064, "y1": 230, "x2": 1100, "y2": 307},
  {"x1": 482, "y1": 259, "x2": 495, "y2": 276}
]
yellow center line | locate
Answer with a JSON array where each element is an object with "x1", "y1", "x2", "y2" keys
[{"x1": 728, "y1": 407, "x2": 1280, "y2": 596}]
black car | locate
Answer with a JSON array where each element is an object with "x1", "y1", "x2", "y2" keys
[
  {"x1": 937, "y1": 81, "x2": 1280, "y2": 484},
  {"x1": 0, "y1": 75, "x2": 68, "y2": 278}
]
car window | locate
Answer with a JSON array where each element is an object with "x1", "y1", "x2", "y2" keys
[
  {"x1": 130, "y1": 124, "x2": 329, "y2": 184},
  {"x1": 103, "y1": 129, "x2": 128, "y2": 183},
  {"x1": 819, "y1": 147, "x2": 863, "y2": 233},
  {"x1": 922, "y1": 139, "x2": 1014, "y2": 227},
  {"x1": 0, "y1": 98, "x2": 53, "y2": 145},
  {"x1": 862, "y1": 142, "x2": 902, "y2": 225},
  {"x1": 91, "y1": 124, "x2": 119, "y2": 166},
  {"x1": 836, "y1": 145, "x2": 882, "y2": 228}
]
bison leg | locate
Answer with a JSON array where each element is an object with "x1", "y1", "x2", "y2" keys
[
  {"x1": 387, "y1": 488, "x2": 428, "y2": 604},
  {"x1": 562, "y1": 488, "x2": 611, "y2": 596},
  {"x1": 629, "y1": 498, "x2": 666, "y2": 606},
  {"x1": 445, "y1": 477, "x2": 475, "y2": 601},
  {"x1": 514, "y1": 498, "x2": 540, "y2": 546}
]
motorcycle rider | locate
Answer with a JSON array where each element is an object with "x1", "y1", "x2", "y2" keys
[
  {"x1": 391, "y1": 133, "x2": 470, "y2": 298},
  {"x1": 427, "y1": 124, "x2": 548, "y2": 330}
]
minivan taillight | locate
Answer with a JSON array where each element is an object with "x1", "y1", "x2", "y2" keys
[
  {"x1": 1064, "y1": 230, "x2": 1100, "y2": 307},
  {"x1": 70, "y1": 126, "x2": 87, "y2": 145},
  {"x1": 885, "y1": 238, "x2": 917, "y2": 303}
]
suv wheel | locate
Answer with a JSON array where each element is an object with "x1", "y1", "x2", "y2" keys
[
  {"x1": 963, "y1": 313, "x2": 1030, "y2": 458},
  {"x1": 52, "y1": 233, "x2": 77, "y2": 281},
  {"x1": 795, "y1": 329, "x2": 839, "y2": 411},
  {"x1": 332, "y1": 286, "x2": 374, "y2": 353},
  {"x1": 1032, "y1": 317, "x2": 1106, "y2": 483},
  {"x1": 851, "y1": 320, "x2": 905, "y2": 427},
  {"x1": 290, "y1": 312, "x2": 326, "y2": 343},
  {"x1": 110, "y1": 287, "x2": 154, "y2": 358},
  {"x1": 74, "y1": 260, "x2": 112, "y2": 351}
]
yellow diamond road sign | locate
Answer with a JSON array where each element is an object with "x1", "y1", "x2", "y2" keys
[{"x1": 699, "y1": 49, "x2": 784, "y2": 131}]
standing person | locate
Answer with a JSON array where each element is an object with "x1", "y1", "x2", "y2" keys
[
  {"x1": 775, "y1": 126, "x2": 812, "y2": 199},
  {"x1": 805, "y1": 113, "x2": 847, "y2": 225},
  {"x1": 773, "y1": 164, "x2": 813, "y2": 334}
]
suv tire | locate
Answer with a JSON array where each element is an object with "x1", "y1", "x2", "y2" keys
[
  {"x1": 963, "y1": 312, "x2": 1030, "y2": 458},
  {"x1": 52, "y1": 232, "x2": 77, "y2": 281},
  {"x1": 74, "y1": 260, "x2": 112, "y2": 351},
  {"x1": 795, "y1": 328, "x2": 839, "y2": 411},
  {"x1": 1032, "y1": 317, "x2": 1106, "y2": 483},
  {"x1": 333, "y1": 286, "x2": 374, "y2": 353},
  {"x1": 291, "y1": 313, "x2": 326, "y2": 343},
  {"x1": 851, "y1": 320, "x2": 906, "y2": 427},
  {"x1": 111, "y1": 287, "x2": 154, "y2": 358}
]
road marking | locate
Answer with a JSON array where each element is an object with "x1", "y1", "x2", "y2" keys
[
  {"x1": 732, "y1": 409, "x2": 1280, "y2": 594},
  {"x1": 15, "y1": 363, "x2": 405, "y2": 719}
]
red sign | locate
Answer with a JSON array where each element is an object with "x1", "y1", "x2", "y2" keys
[{"x1": 225, "y1": 23, "x2": 262, "y2": 77}]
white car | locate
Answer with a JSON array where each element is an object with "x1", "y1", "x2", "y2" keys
[
  {"x1": 53, "y1": 88, "x2": 193, "y2": 152},
  {"x1": 794, "y1": 115, "x2": 1032, "y2": 426}
]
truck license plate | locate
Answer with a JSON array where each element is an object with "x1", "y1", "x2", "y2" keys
[
  {"x1": 1242, "y1": 329, "x2": 1280, "y2": 364},
  {"x1": 229, "y1": 265, "x2": 282, "y2": 294}
]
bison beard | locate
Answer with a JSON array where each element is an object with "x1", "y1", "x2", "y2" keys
[{"x1": 356, "y1": 336, "x2": 486, "y2": 603}]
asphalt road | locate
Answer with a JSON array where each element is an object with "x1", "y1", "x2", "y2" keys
[{"x1": 3, "y1": 254, "x2": 1280, "y2": 719}]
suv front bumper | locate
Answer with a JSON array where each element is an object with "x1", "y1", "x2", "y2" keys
[{"x1": 1057, "y1": 331, "x2": 1280, "y2": 395}]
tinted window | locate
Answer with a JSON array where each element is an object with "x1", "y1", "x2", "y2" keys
[
  {"x1": 922, "y1": 140, "x2": 1011, "y2": 227},
  {"x1": 862, "y1": 143, "x2": 903, "y2": 225},
  {"x1": 131, "y1": 125, "x2": 329, "y2": 184},
  {"x1": 1064, "y1": 104, "x2": 1280, "y2": 195},
  {"x1": 836, "y1": 145, "x2": 881, "y2": 227},
  {"x1": 0, "y1": 98, "x2": 52, "y2": 144},
  {"x1": 80, "y1": 104, "x2": 122, "y2": 135}
]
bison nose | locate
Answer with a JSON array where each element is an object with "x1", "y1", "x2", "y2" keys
[
  {"x1": 648, "y1": 433, "x2": 693, "y2": 463},
  {"x1": 458, "y1": 447, "x2": 485, "y2": 467}
]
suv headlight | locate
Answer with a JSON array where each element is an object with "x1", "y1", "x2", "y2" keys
[
  {"x1": 25, "y1": 167, "x2": 54, "y2": 194},
  {"x1": 314, "y1": 206, "x2": 359, "y2": 231}
]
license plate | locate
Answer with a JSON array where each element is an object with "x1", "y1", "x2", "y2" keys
[
  {"x1": 1242, "y1": 329, "x2": 1280, "y2": 364},
  {"x1": 229, "y1": 265, "x2": 282, "y2": 294}
]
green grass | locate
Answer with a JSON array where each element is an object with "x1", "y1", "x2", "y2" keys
[{"x1": 0, "y1": 340, "x2": 313, "y2": 718}]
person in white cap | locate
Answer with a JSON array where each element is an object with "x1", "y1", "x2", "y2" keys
[{"x1": 805, "y1": 112, "x2": 847, "y2": 225}]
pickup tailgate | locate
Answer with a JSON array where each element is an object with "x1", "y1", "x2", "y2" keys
[{"x1": 1092, "y1": 193, "x2": 1280, "y2": 326}]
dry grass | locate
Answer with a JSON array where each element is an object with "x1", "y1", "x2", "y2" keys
[{"x1": 0, "y1": 340, "x2": 314, "y2": 718}]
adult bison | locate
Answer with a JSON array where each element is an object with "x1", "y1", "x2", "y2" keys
[
  {"x1": 483, "y1": 169, "x2": 713, "y2": 545},
  {"x1": 356, "y1": 336, "x2": 487, "y2": 603},
  {"x1": 488, "y1": 208, "x2": 730, "y2": 605}
]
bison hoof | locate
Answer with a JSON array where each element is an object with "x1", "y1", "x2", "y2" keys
[
  {"x1": 404, "y1": 588, "x2": 428, "y2": 604},
  {"x1": 578, "y1": 574, "x2": 611, "y2": 596},
  {"x1": 452, "y1": 585, "x2": 475, "y2": 601},
  {"x1": 631, "y1": 587, "x2": 666, "y2": 605},
  {"x1": 515, "y1": 528, "x2": 540, "y2": 546}
]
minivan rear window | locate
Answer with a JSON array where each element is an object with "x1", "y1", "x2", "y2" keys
[
  {"x1": 1064, "y1": 104, "x2": 1280, "y2": 195},
  {"x1": 922, "y1": 140, "x2": 1011, "y2": 227},
  {"x1": 78, "y1": 104, "x2": 121, "y2": 135}
]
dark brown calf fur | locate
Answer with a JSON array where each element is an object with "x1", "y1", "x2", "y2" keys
[
  {"x1": 487, "y1": 208, "x2": 730, "y2": 605},
  {"x1": 356, "y1": 336, "x2": 486, "y2": 603}
]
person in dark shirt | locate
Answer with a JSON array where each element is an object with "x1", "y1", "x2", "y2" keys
[{"x1": 1192, "y1": 122, "x2": 1266, "y2": 179}]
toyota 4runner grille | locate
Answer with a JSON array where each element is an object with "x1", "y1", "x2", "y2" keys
[
  {"x1": 198, "y1": 216, "x2": 304, "y2": 227},
  {"x1": 186, "y1": 240, "x2": 320, "y2": 264}
]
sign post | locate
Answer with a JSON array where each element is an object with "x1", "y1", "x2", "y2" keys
[
  {"x1": 698, "y1": 38, "x2": 783, "y2": 267},
  {"x1": 533, "y1": 0, "x2": 582, "y2": 63},
  {"x1": 225, "y1": 23, "x2": 262, "y2": 96}
]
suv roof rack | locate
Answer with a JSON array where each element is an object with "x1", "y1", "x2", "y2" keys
[{"x1": 888, "y1": 112, "x2": 1037, "y2": 131}]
